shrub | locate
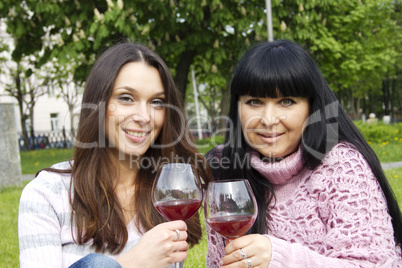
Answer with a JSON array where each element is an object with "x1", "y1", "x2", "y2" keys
[{"x1": 354, "y1": 122, "x2": 402, "y2": 144}]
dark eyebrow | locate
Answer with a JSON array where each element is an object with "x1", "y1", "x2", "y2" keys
[
  {"x1": 115, "y1": 86, "x2": 165, "y2": 97},
  {"x1": 154, "y1": 91, "x2": 165, "y2": 97}
]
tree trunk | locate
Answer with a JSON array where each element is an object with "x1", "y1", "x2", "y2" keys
[
  {"x1": 356, "y1": 96, "x2": 361, "y2": 121},
  {"x1": 349, "y1": 89, "x2": 356, "y2": 120},
  {"x1": 15, "y1": 68, "x2": 29, "y2": 150},
  {"x1": 390, "y1": 77, "x2": 396, "y2": 121},
  {"x1": 368, "y1": 93, "x2": 376, "y2": 115},
  {"x1": 382, "y1": 78, "x2": 391, "y2": 115},
  {"x1": 29, "y1": 101, "x2": 36, "y2": 150},
  {"x1": 69, "y1": 103, "x2": 75, "y2": 137},
  {"x1": 174, "y1": 50, "x2": 195, "y2": 105},
  {"x1": 218, "y1": 87, "x2": 230, "y2": 130}
]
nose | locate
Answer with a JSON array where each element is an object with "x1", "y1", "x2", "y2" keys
[
  {"x1": 260, "y1": 104, "x2": 281, "y2": 127},
  {"x1": 132, "y1": 103, "x2": 151, "y2": 125}
]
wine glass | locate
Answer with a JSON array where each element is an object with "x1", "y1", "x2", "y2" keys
[
  {"x1": 204, "y1": 179, "x2": 258, "y2": 243},
  {"x1": 151, "y1": 163, "x2": 203, "y2": 268}
]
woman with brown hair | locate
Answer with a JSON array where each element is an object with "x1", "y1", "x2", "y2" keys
[{"x1": 18, "y1": 42, "x2": 211, "y2": 268}]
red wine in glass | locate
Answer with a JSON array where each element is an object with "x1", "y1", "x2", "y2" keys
[
  {"x1": 154, "y1": 199, "x2": 202, "y2": 221},
  {"x1": 207, "y1": 214, "x2": 255, "y2": 239},
  {"x1": 152, "y1": 163, "x2": 203, "y2": 268},
  {"x1": 204, "y1": 179, "x2": 258, "y2": 242}
]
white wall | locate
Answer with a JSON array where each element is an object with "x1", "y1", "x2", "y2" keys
[{"x1": 34, "y1": 95, "x2": 73, "y2": 131}]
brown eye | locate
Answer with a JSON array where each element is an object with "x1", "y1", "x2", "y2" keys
[
  {"x1": 280, "y1": 98, "x2": 295, "y2": 106},
  {"x1": 118, "y1": 94, "x2": 134, "y2": 103},
  {"x1": 246, "y1": 99, "x2": 263, "y2": 106},
  {"x1": 150, "y1": 99, "x2": 165, "y2": 109}
]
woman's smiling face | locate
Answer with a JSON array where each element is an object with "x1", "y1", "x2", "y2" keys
[
  {"x1": 239, "y1": 95, "x2": 309, "y2": 158},
  {"x1": 105, "y1": 62, "x2": 165, "y2": 157}
]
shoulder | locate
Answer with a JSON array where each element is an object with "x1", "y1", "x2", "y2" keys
[
  {"x1": 21, "y1": 161, "x2": 73, "y2": 201},
  {"x1": 19, "y1": 161, "x2": 73, "y2": 225},
  {"x1": 319, "y1": 142, "x2": 371, "y2": 174},
  {"x1": 308, "y1": 142, "x2": 378, "y2": 193}
]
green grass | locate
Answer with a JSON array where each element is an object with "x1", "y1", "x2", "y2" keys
[
  {"x1": 186, "y1": 212, "x2": 208, "y2": 267},
  {"x1": 19, "y1": 138, "x2": 402, "y2": 175},
  {"x1": 20, "y1": 148, "x2": 73, "y2": 174},
  {"x1": 369, "y1": 142, "x2": 402, "y2": 163},
  {"x1": 385, "y1": 168, "x2": 402, "y2": 209},
  {"x1": 0, "y1": 181, "x2": 29, "y2": 268}
]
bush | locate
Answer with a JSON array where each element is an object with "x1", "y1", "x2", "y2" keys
[{"x1": 354, "y1": 121, "x2": 402, "y2": 144}]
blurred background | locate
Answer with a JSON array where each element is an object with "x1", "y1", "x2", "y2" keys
[{"x1": 0, "y1": 0, "x2": 401, "y2": 267}]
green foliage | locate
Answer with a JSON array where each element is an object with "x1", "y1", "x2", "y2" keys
[
  {"x1": 1, "y1": 0, "x2": 401, "y2": 132},
  {"x1": 354, "y1": 121, "x2": 402, "y2": 144},
  {"x1": 272, "y1": 0, "x2": 402, "y2": 117},
  {"x1": 353, "y1": 122, "x2": 402, "y2": 163}
]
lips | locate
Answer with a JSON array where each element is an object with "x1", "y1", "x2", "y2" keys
[
  {"x1": 255, "y1": 132, "x2": 283, "y2": 144},
  {"x1": 258, "y1": 133, "x2": 282, "y2": 138},
  {"x1": 123, "y1": 129, "x2": 150, "y2": 137},
  {"x1": 123, "y1": 128, "x2": 151, "y2": 143}
]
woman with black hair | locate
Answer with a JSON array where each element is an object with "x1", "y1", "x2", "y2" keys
[{"x1": 206, "y1": 39, "x2": 402, "y2": 267}]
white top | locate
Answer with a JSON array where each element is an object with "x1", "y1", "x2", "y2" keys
[{"x1": 18, "y1": 161, "x2": 166, "y2": 268}]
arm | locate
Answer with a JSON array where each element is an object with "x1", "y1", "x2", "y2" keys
[{"x1": 18, "y1": 174, "x2": 64, "y2": 268}]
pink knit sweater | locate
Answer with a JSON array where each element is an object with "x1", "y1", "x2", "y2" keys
[{"x1": 206, "y1": 143, "x2": 402, "y2": 267}]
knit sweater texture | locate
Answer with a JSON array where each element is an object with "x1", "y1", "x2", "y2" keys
[
  {"x1": 18, "y1": 161, "x2": 176, "y2": 268},
  {"x1": 205, "y1": 142, "x2": 402, "y2": 267}
]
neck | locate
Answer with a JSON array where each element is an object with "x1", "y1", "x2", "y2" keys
[
  {"x1": 109, "y1": 149, "x2": 139, "y2": 186},
  {"x1": 250, "y1": 147, "x2": 305, "y2": 185},
  {"x1": 114, "y1": 157, "x2": 138, "y2": 225}
]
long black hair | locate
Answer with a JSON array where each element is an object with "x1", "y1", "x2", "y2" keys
[{"x1": 208, "y1": 39, "x2": 402, "y2": 246}]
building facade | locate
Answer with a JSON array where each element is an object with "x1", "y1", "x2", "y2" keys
[{"x1": 0, "y1": 21, "x2": 81, "y2": 148}]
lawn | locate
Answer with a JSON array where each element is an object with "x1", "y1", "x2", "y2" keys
[
  {"x1": 1, "y1": 138, "x2": 401, "y2": 267},
  {"x1": 18, "y1": 133, "x2": 401, "y2": 175}
]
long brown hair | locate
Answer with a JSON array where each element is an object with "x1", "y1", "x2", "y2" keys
[{"x1": 46, "y1": 42, "x2": 211, "y2": 254}]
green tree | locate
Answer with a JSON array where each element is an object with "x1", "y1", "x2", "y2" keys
[
  {"x1": 272, "y1": 0, "x2": 402, "y2": 119},
  {"x1": 0, "y1": 0, "x2": 265, "y2": 102},
  {"x1": 1, "y1": 0, "x2": 400, "y2": 121},
  {"x1": 5, "y1": 60, "x2": 49, "y2": 150}
]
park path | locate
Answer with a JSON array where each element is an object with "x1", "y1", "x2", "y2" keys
[
  {"x1": 381, "y1": 162, "x2": 402, "y2": 170},
  {"x1": 21, "y1": 162, "x2": 402, "y2": 182}
]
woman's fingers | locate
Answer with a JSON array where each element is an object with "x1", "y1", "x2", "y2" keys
[
  {"x1": 169, "y1": 228, "x2": 188, "y2": 242},
  {"x1": 170, "y1": 247, "x2": 189, "y2": 263},
  {"x1": 116, "y1": 220, "x2": 189, "y2": 267},
  {"x1": 166, "y1": 220, "x2": 188, "y2": 232},
  {"x1": 221, "y1": 235, "x2": 272, "y2": 268},
  {"x1": 224, "y1": 235, "x2": 253, "y2": 256}
]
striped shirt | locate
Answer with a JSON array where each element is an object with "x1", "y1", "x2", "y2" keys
[{"x1": 19, "y1": 161, "x2": 146, "y2": 268}]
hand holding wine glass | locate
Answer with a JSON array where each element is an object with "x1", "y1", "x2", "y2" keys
[{"x1": 152, "y1": 163, "x2": 203, "y2": 268}]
